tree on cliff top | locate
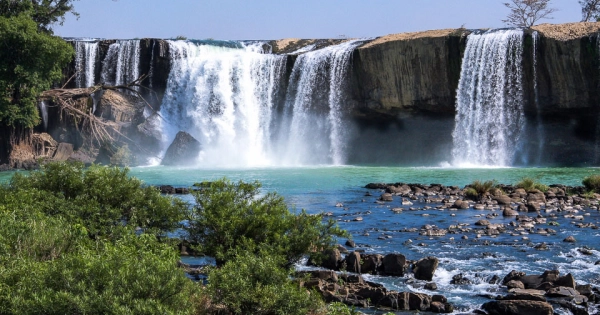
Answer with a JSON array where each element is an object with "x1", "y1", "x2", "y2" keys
[
  {"x1": 580, "y1": 0, "x2": 600, "y2": 21},
  {"x1": 502, "y1": 0, "x2": 557, "y2": 28}
]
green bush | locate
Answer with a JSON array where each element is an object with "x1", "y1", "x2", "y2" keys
[
  {"x1": 0, "y1": 232, "x2": 197, "y2": 315},
  {"x1": 207, "y1": 250, "x2": 324, "y2": 315},
  {"x1": 7, "y1": 161, "x2": 187, "y2": 237},
  {"x1": 583, "y1": 174, "x2": 600, "y2": 193},
  {"x1": 515, "y1": 177, "x2": 548, "y2": 192},
  {"x1": 186, "y1": 178, "x2": 348, "y2": 265}
]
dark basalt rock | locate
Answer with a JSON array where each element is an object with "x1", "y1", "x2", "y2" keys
[
  {"x1": 481, "y1": 300, "x2": 553, "y2": 315},
  {"x1": 161, "y1": 131, "x2": 201, "y2": 166}
]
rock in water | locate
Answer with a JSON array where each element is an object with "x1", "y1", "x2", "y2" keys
[
  {"x1": 161, "y1": 131, "x2": 201, "y2": 166},
  {"x1": 413, "y1": 257, "x2": 439, "y2": 281}
]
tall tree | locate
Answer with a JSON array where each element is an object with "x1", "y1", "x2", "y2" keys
[
  {"x1": 503, "y1": 0, "x2": 557, "y2": 28},
  {"x1": 580, "y1": 0, "x2": 600, "y2": 22},
  {"x1": 0, "y1": 0, "x2": 79, "y2": 34}
]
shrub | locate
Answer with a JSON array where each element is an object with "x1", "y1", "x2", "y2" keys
[
  {"x1": 186, "y1": 178, "x2": 348, "y2": 265},
  {"x1": 206, "y1": 250, "x2": 324, "y2": 315},
  {"x1": 583, "y1": 174, "x2": 600, "y2": 193},
  {"x1": 7, "y1": 161, "x2": 187, "y2": 237},
  {"x1": 515, "y1": 177, "x2": 548, "y2": 192},
  {"x1": 0, "y1": 232, "x2": 197, "y2": 315}
]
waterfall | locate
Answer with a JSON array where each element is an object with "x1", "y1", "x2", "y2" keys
[
  {"x1": 100, "y1": 40, "x2": 141, "y2": 87},
  {"x1": 158, "y1": 39, "x2": 363, "y2": 167},
  {"x1": 159, "y1": 40, "x2": 287, "y2": 167},
  {"x1": 38, "y1": 101, "x2": 48, "y2": 131},
  {"x1": 282, "y1": 39, "x2": 364, "y2": 165},
  {"x1": 74, "y1": 41, "x2": 99, "y2": 88},
  {"x1": 451, "y1": 29, "x2": 525, "y2": 167}
]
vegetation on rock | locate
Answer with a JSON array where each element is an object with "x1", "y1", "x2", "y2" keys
[
  {"x1": 515, "y1": 177, "x2": 549, "y2": 192},
  {"x1": 582, "y1": 174, "x2": 600, "y2": 193}
]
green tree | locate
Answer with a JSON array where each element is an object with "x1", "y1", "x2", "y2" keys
[
  {"x1": 206, "y1": 250, "x2": 324, "y2": 315},
  {"x1": 0, "y1": 13, "x2": 73, "y2": 129},
  {"x1": 5, "y1": 161, "x2": 188, "y2": 238},
  {"x1": 186, "y1": 178, "x2": 348, "y2": 266},
  {"x1": 0, "y1": 0, "x2": 79, "y2": 34}
]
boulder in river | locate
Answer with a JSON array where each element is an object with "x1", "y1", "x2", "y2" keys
[
  {"x1": 413, "y1": 256, "x2": 439, "y2": 281},
  {"x1": 161, "y1": 131, "x2": 201, "y2": 166}
]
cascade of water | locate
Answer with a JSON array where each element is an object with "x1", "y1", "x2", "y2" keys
[
  {"x1": 159, "y1": 41, "x2": 287, "y2": 167},
  {"x1": 451, "y1": 29, "x2": 525, "y2": 167},
  {"x1": 38, "y1": 100, "x2": 48, "y2": 130},
  {"x1": 283, "y1": 39, "x2": 364, "y2": 165},
  {"x1": 74, "y1": 41, "x2": 99, "y2": 88},
  {"x1": 100, "y1": 40, "x2": 140, "y2": 88}
]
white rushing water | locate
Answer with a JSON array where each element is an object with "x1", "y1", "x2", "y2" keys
[
  {"x1": 159, "y1": 41, "x2": 287, "y2": 167},
  {"x1": 74, "y1": 41, "x2": 99, "y2": 88},
  {"x1": 282, "y1": 39, "x2": 363, "y2": 165},
  {"x1": 38, "y1": 101, "x2": 48, "y2": 130},
  {"x1": 100, "y1": 40, "x2": 141, "y2": 88},
  {"x1": 159, "y1": 39, "x2": 363, "y2": 167},
  {"x1": 452, "y1": 29, "x2": 525, "y2": 167}
]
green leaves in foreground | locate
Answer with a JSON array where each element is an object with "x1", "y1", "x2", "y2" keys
[
  {"x1": 186, "y1": 178, "x2": 348, "y2": 266},
  {"x1": 207, "y1": 250, "x2": 323, "y2": 315},
  {"x1": 0, "y1": 232, "x2": 197, "y2": 315},
  {"x1": 6, "y1": 161, "x2": 187, "y2": 238}
]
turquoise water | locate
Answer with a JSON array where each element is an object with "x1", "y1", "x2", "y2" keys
[{"x1": 2, "y1": 166, "x2": 599, "y2": 313}]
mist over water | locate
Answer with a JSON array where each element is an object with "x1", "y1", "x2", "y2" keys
[{"x1": 159, "y1": 39, "x2": 364, "y2": 167}]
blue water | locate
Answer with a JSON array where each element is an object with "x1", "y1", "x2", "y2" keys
[{"x1": 2, "y1": 165, "x2": 599, "y2": 313}]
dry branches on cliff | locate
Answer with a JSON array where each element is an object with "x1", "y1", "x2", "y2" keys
[{"x1": 38, "y1": 75, "x2": 156, "y2": 147}]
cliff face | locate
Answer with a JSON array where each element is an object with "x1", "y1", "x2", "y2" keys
[{"x1": 351, "y1": 29, "x2": 466, "y2": 117}]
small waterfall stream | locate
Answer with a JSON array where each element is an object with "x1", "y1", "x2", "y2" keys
[
  {"x1": 283, "y1": 39, "x2": 364, "y2": 165},
  {"x1": 74, "y1": 41, "x2": 99, "y2": 88},
  {"x1": 452, "y1": 29, "x2": 525, "y2": 167},
  {"x1": 38, "y1": 101, "x2": 49, "y2": 131},
  {"x1": 100, "y1": 40, "x2": 141, "y2": 87}
]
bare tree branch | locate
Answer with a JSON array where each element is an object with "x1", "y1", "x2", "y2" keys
[
  {"x1": 580, "y1": 0, "x2": 600, "y2": 22},
  {"x1": 503, "y1": 0, "x2": 557, "y2": 28}
]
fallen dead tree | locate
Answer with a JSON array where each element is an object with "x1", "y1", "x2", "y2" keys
[{"x1": 38, "y1": 75, "x2": 159, "y2": 151}]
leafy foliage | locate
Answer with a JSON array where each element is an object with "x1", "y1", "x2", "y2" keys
[
  {"x1": 5, "y1": 161, "x2": 187, "y2": 237},
  {"x1": 583, "y1": 174, "x2": 600, "y2": 193},
  {"x1": 0, "y1": 161, "x2": 200, "y2": 314},
  {"x1": 206, "y1": 250, "x2": 324, "y2": 315},
  {"x1": 515, "y1": 177, "x2": 548, "y2": 192},
  {"x1": 502, "y1": 0, "x2": 556, "y2": 28},
  {"x1": 0, "y1": 12, "x2": 73, "y2": 129},
  {"x1": 0, "y1": 232, "x2": 198, "y2": 315},
  {"x1": 186, "y1": 178, "x2": 348, "y2": 265},
  {"x1": 0, "y1": 0, "x2": 79, "y2": 34}
]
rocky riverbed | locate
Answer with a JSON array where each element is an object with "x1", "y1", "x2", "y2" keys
[{"x1": 302, "y1": 182, "x2": 600, "y2": 314}]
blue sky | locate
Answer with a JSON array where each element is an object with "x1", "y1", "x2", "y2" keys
[{"x1": 55, "y1": 0, "x2": 583, "y2": 40}]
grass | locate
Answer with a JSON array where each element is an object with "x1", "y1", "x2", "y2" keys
[
  {"x1": 583, "y1": 175, "x2": 600, "y2": 193},
  {"x1": 515, "y1": 177, "x2": 548, "y2": 193}
]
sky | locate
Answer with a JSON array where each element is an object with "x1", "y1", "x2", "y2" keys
[{"x1": 55, "y1": 0, "x2": 584, "y2": 40}]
